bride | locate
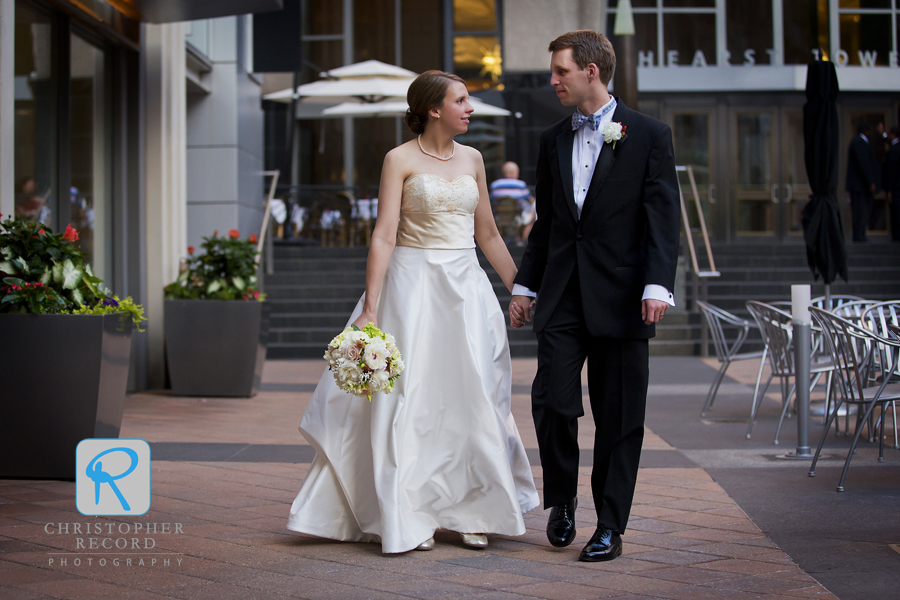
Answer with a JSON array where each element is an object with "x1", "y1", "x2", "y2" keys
[{"x1": 287, "y1": 70, "x2": 539, "y2": 554}]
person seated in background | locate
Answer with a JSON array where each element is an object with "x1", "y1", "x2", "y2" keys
[
  {"x1": 490, "y1": 161, "x2": 530, "y2": 206},
  {"x1": 490, "y1": 161, "x2": 533, "y2": 245}
]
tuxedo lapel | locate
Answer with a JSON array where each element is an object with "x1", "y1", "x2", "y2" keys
[{"x1": 556, "y1": 127, "x2": 579, "y2": 221}]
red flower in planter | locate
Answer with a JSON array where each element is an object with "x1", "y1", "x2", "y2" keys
[
  {"x1": 213, "y1": 230, "x2": 219, "y2": 237},
  {"x1": 187, "y1": 246, "x2": 195, "y2": 255},
  {"x1": 248, "y1": 234, "x2": 257, "y2": 243},
  {"x1": 62, "y1": 224, "x2": 79, "y2": 242},
  {"x1": 39, "y1": 229, "x2": 45, "y2": 234},
  {"x1": 229, "y1": 229, "x2": 240, "y2": 239}
]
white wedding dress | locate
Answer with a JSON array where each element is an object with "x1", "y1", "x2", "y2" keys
[{"x1": 287, "y1": 173, "x2": 539, "y2": 554}]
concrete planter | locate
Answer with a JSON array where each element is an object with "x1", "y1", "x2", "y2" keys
[
  {"x1": 0, "y1": 313, "x2": 133, "y2": 479},
  {"x1": 164, "y1": 300, "x2": 269, "y2": 397}
]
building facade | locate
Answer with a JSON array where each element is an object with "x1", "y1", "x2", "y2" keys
[
  {"x1": 503, "y1": 0, "x2": 900, "y2": 244},
  {"x1": 1, "y1": 0, "x2": 267, "y2": 390}
]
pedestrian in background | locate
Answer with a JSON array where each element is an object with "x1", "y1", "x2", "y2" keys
[
  {"x1": 884, "y1": 125, "x2": 900, "y2": 242},
  {"x1": 846, "y1": 122, "x2": 881, "y2": 242}
]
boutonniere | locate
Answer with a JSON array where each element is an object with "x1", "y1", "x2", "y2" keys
[{"x1": 602, "y1": 122, "x2": 627, "y2": 149}]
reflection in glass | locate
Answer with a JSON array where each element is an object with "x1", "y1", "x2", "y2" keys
[
  {"x1": 302, "y1": 0, "x2": 342, "y2": 35},
  {"x1": 727, "y1": 0, "x2": 773, "y2": 65},
  {"x1": 454, "y1": 0, "x2": 496, "y2": 31},
  {"x1": 664, "y1": 0, "x2": 715, "y2": 6},
  {"x1": 70, "y1": 35, "x2": 110, "y2": 282},
  {"x1": 606, "y1": 13, "x2": 659, "y2": 65},
  {"x1": 13, "y1": 1, "x2": 55, "y2": 227},
  {"x1": 354, "y1": 0, "x2": 395, "y2": 63},
  {"x1": 672, "y1": 114, "x2": 710, "y2": 229},
  {"x1": 838, "y1": 0, "x2": 890, "y2": 8},
  {"x1": 839, "y1": 13, "x2": 892, "y2": 65},
  {"x1": 303, "y1": 40, "x2": 343, "y2": 73},
  {"x1": 736, "y1": 114, "x2": 774, "y2": 234},
  {"x1": 454, "y1": 35, "x2": 501, "y2": 90},
  {"x1": 185, "y1": 20, "x2": 209, "y2": 57},
  {"x1": 402, "y1": 0, "x2": 443, "y2": 74},
  {"x1": 783, "y1": 0, "x2": 830, "y2": 64},
  {"x1": 785, "y1": 112, "x2": 811, "y2": 233},
  {"x1": 663, "y1": 14, "x2": 716, "y2": 66}
]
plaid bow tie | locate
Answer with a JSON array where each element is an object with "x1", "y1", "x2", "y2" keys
[{"x1": 571, "y1": 112, "x2": 601, "y2": 131}]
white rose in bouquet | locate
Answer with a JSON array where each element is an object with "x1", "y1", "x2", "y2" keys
[
  {"x1": 363, "y1": 340, "x2": 389, "y2": 371},
  {"x1": 337, "y1": 360, "x2": 363, "y2": 386}
]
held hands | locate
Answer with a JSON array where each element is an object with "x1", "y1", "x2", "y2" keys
[
  {"x1": 509, "y1": 295, "x2": 535, "y2": 329},
  {"x1": 642, "y1": 299, "x2": 668, "y2": 325}
]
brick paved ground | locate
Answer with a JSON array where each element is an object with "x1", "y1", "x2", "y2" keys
[{"x1": 0, "y1": 359, "x2": 839, "y2": 599}]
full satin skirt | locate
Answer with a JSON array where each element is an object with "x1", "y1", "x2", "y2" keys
[{"x1": 287, "y1": 246, "x2": 539, "y2": 553}]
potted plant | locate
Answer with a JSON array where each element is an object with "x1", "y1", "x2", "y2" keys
[
  {"x1": 163, "y1": 229, "x2": 269, "y2": 397},
  {"x1": 0, "y1": 215, "x2": 145, "y2": 479}
]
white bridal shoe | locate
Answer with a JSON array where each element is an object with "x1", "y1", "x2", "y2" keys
[
  {"x1": 416, "y1": 538, "x2": 435, "y2": 551},
  {"x1": 461, "y1": 533, "x2": 488, "y2": 548}
]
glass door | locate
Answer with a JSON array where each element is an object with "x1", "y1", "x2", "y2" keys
[
  {"x1": 783, "y1": 109, "x2": 811, "y2": 238},
  {"x1": 670, "y1": 110, "x2": 716, "y2": 240},
  {"x1": 733, "y1": 110, "x2": 777, "y2": 237},
  {"x1": 70, "y1": 33, "x2": 111, "y2": 282},
  {"x1": 729, "y1": 107, "x2": 812, "y2": 241}
]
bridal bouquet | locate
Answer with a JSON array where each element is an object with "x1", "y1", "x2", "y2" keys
[{"x1": 324, "y1": 323, "x2": 404, "y2": 401}]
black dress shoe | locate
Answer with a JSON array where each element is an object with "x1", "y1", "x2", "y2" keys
[
  {"x1": 579, "y1": 526, "x2": 622, "y2": 562},
  {"x1": 546, "y1": 499, "x2": 577, "y2": 547}
]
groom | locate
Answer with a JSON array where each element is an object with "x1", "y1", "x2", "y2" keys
[{"x1": 509, "y1": 30, "x2": 679, "y2": 562}]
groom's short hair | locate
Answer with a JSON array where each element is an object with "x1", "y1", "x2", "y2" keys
[{"x1": 549, "y1": 30, "x2": 616, "y2": 86}]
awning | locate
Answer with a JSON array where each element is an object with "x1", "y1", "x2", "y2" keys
[{"x1": 133, "y1": 0, "x2": 284, "y2": 23}]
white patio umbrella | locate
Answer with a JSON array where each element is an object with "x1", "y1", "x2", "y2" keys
[
  {"x1": 321, "y1": 96, "x2": 511, "y2": 118},
  {"x1": 262, "y1": 60, "x2": 418, "y2": 105}
]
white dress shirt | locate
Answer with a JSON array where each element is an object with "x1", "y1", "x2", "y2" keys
[{"x1": 513, "y1": 98, "x2": 675, "y2": 307}]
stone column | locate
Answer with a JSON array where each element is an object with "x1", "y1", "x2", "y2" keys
[
  {"x1": 144, "y1": 22, "x2": 187, "y2": 389},
  {"x1": 0, "y1": 0, "x2": 14, "y2": 220}
]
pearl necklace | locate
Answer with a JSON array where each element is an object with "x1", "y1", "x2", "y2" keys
[{"x1": 417, "y1": 135, "x2": 455, "y2": 161}]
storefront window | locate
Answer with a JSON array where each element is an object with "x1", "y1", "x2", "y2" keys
[
  {"x1": 453, "y1": 0, "x2": 496, "y2": 31},
  {"x1": 783, "y1": 0, "x2": 830, "y2": 64},
  {"x1": 452, "y1": 0, "x2": 501, "y2": 89},
  {"x1": 672, "y1": 113, "x2": 710, "y2": 229},
  {"x1": 70, "y1": 34, "x2": 111, "y2": 282},
  {"x1": 453, "y1": 35, "x2": 501, "y2": 86},
  {"x1": 727, "y1": 0, "x2": 773, "y2": 65},
  {"x1": 14, "y1": 1, "x2": 56, "y2": 228},
  {"x1": 663, "y1": 13, "x2": 716, "y2": 66},
  {"x1": 838, "y1": 11, "x2": 893, "y2": 65},
  {"x1": 607, "y1": 1, "x2": 716, "y2": 67}
]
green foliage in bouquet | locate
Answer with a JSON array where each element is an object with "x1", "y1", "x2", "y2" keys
[
  {"x1": 164, "y1": 229, "x2": 265, "y2": 301},
  {"x1": 0, "y1": 215, "x2": 145, "y2": 330}
]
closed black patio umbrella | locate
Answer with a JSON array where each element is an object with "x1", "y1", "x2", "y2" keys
[{"x1": 801, "y1": 59, "x2": 848, "y2": 303}]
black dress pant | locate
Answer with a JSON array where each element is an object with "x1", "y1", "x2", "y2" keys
[
  {"x1": 850, "y1": 191, "x2": 873, "y2": 242},
  {"x1": 532, "y1": 269, "x2": 649, "y2": 534}
]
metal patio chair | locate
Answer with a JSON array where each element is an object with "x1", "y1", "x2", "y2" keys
[
  {"x1": 808, "y1": 306, "x2": 900, "y2": 491},
  {"x1": 745, "y1": 301, "x2": 836, "y2": 443},
  {"x1": 860, "y1": 301, "x2": 900, "y2": 449},
  {"x1": 821, "y1": 300, "x2": 881, "y2": 435},
  {"x1": 697, "y1": 301, "x2": 764, "y2": 418}
]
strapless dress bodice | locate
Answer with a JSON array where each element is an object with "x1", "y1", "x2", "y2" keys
[{"x1": 396, "y1": 174, "x2": 479, "y2": 249}]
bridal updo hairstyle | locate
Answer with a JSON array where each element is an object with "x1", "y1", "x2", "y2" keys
[
  {"x1": 404, "y1": 70, "x2": 466, "y2": 135},
  {"x1": 548, "y1": 30, "x2": 616, "y2": 86}
]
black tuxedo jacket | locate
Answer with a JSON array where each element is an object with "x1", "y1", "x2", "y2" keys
[
  {"x1": 884, "y1": 141, "x2": 900, "y2": 197},
  {"x1": 846, "y1": 134, "x2": 881, "y2": 192},
  {"x1": 514, "y1": 102, "x2": 680, "y2": 339}
]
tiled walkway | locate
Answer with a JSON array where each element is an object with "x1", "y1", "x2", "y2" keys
[{"x1": 0, "y1": 360, "x2": 838, "y2": 599}]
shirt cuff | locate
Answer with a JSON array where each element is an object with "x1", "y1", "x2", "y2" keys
[
  {"x1": 643, "y1": 284, "x2": 675, "y2": 307},
  {"x1": 512, "y1": 284, "x2": 537, "y2": 298}
]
